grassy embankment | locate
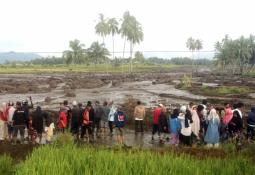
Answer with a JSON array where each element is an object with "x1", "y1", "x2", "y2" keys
[{"x1": 0, "y1": 64, "x2": 178, "y2": 74}]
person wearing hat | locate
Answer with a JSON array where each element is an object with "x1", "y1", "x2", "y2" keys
[{"x1": 71, "y1": 101, "x2": 83, "y2": 140}]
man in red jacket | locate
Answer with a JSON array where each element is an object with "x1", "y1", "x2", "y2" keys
[{"x1": 151, "y1": 104, "x2": 163, "y2": 141}]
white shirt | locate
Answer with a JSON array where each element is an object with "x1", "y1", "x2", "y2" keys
[
  {"x1": 178, "y1": 113, "x2": 192, "y2": 136},
  {"x1": 8, "y1": 106, "x2": 16, "y2": 122}
]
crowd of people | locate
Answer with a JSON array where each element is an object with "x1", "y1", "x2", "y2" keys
[
  {"x1": 150, "y1": 100, "x2": 255, "y2": 147},
  {"x1": 0, "y1": 97, "x2": 255, "y2": 147}
]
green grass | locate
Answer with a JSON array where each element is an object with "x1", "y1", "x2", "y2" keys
[
  {"x1": 0, "y1": 64, "x2": 178, "y2": 74},
  {"x1": 15, "y1": 145, "x2": 255, "y2": 175},
  {"x1": 202, "y1": 86, "x2": 252, "y2": 95},
  {"x1": 0, "y1": 155, "x2": 14, "y2": 175}
]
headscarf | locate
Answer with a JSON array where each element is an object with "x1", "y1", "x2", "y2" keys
[{"x1": 208, "y1": 108, "x2": 219, "y2": 123}]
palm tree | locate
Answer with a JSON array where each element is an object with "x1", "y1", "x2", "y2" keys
[
  {"x1": 186, "y1": 37, "x2": 196, "y2": 73},
  {"x1": 236, "y1": 36, "x2": 251, "y2": 74},
  {"x1": 95, "y1": 14, "x2": 110, "y2": 72},
  {"x1": 87, "y1": 41, "x2": 110, "y2": 66},
  {"x1": 63, "y1": 39, "x2": 85, "y2": 65},
  {"x1": 107, "y1": 18, "x2": 119, "y2": 60},
  {"x1": 120, "y1": 11, "x2": 143, "y2": 73},
  {"x1": 95, "y1": 14, "x2": 109, "y2": 45}
]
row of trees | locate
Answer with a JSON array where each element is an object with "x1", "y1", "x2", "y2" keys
[
  {"x1": 63, "y1": 40, "x2": 109, "y2": 65},
  {"x1": 214, "y1": 35, "x2": 255, "y2": 74},
  {"x1": 63, "y1": 11, "x2": 144, "y2": 73}
]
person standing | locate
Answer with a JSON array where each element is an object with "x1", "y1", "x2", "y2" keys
[
  {"x1": 71, "y1": 101, "x2": 83, "y2": 140},
  {"x1": 169, "y1": 108, "x2": 181, "y2": 146},
  {"x1": 247, "y1": 107, "x2": 255, "y2": 141},
  {"x1": 151, "y1": 104, "x2": 163, "y2": 141},
  {"x1": 114, "y1": 107, "x2": 126, "y2": 145},
  {"x1": 133, "y1": 101, "x2": 146, "y2": 134},
  {"x1": 31, "y1": 106, "x2": 46, "y2": 144},
  {"x1": 101, "y1": 101, "x2": 110, "y2": 136},
  {"x1": 204, "y1": 108, "x2": 220, "y2": 147},
  {"x1": 0, "y1": 102, "x2": 8, "y2": 141},
  {"x1": 81, "y1": 102, "x2": 94, "y2": 142},
  {"x1": 229, "y1": 102, "x2": 243, "y2": 135},
  {"x1": 58, "y1": 105, "x2": 67, "y2": 133},
  {"x1": 12, "y1": 102, "x2": 26, "y2": 144},
  {"x1": 7, "y1": 102, "x2": 16, "y2": 141},
  {"x1": 178, "y1": 106, "x2": 193, "y2": 146},
  {"x1": 62, "y1": 100, "x2": 71, "y2": 130},
  {"x1": 158, "y1": 106, "x2": 168, "y2": 143},
  {"x1": 108, "y1": 102, "x2": 117, "y2": 136},
  {"x1": 191, "y1": 105, "x2": 200, "y2": 144},
  {"x1": 94, "y1": 101, "x2": 104, "y2": 137}
]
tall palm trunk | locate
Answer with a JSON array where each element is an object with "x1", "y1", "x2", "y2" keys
[
  {"x1": 130, "y1": 42, "x2": 133, "y2": 73},
  {"x1": 102, "y1": 36, "x2": 108, "y2": 74},
  {"x1": 112, "y1": 34, "x2": 115, "y2": 60},
  {"x1": 122, "y1": 37, "x2": 126, "y2": 74}
]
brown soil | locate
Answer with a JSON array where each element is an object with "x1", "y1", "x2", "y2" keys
[{"x1": 0, "y1": 142, "x2": 38, "y2": 163}]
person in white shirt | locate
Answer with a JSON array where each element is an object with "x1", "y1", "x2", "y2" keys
[{"x1": 7, "y1": 102, "x2": 16, "y2": 141}]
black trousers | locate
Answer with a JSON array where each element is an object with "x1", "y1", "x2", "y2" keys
[
  {"x1": 81, "y1": 124, "x2": 93, "y2": 138},
  {"x1": 135, "y1": 120, "x2": 144, "y2": 133},
  {"x1": 152, "y1": 124, "x2": 159, "y2": 135},
  {"x1": 108, "y1": 121, "x2": 114, "y2": 133}
]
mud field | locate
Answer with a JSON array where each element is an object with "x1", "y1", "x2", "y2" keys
[
  {"x1": 0, "y1": 70, "x2": 255, "y2": 111},
  {"x1": 1, "y1": 69, "x2": 255, "y2": 162}
]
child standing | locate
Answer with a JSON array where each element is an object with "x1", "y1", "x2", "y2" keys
[
  {"x1": 114, "y1": 107, "x2": 126, "y2": 145},
  {"x1": 45, "y1": 123, "x2": 55, "y2": 144},
  {"x1": 169, "y1": 108, "x2": 181, "y2": 146}
]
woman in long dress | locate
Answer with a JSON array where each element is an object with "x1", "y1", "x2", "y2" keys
[{"x1": 204, "y1": 108, "x2": 220, "y2": 147}]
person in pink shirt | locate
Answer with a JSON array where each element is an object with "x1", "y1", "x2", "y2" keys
[{"x1": 223, "y1": 103, "x2": 233, "y2": 125}]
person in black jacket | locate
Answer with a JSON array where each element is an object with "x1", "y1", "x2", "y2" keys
[
  {"x1": 32, "y1": 106, "x2": 47, "y2": 144},
  {"x1": 71, "y1": 101, "x2": 83, "y2": 140},
  {"x1": 13, "y1": 101, "x2": 26, "y2": 144},
  {"x1": 247, "y1": 107, "x2": 255, "y2": 140},
  {"x1": 229, "y1": 102, "x2": 243, "y2": 135},
  {"x1": 158, "y1": 107, "x2": 168, "y2": 143}
]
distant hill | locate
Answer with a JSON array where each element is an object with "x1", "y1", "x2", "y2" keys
[{"x1": 0, "y1": 52, "x2": 42, "y2": 63}]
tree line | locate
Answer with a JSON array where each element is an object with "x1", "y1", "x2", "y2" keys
[
  {"x1": 214, "y1": 34, "x2": 255, "y2": 75},
  {"x1": 63, "y1": 11, "x2": 143, "y2": 73}
]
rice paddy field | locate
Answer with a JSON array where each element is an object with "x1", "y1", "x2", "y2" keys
[{"x1": 1, "y1": 141, "x2": 255, "y2": 175}]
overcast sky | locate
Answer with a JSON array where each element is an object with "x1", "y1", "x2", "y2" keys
[{"x1": 0, "y1": 0, "x2": 254, "y2": 57}]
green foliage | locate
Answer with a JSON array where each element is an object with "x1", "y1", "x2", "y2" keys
[
  {"x1": 0, "y1": 155, "x2": 14, "y2": 175},
  {"x1": 202, "y1": 86, "x2": 251, "y2": 95},
  {"x1": 63, "y1": 39, "x2": 86, "y2": 65},
  {"x1": 54, "y1": 133, "x2": 74, "y2": 146},
  {"x1": 181, "y1": 75, "x2": 192, "y2": 88},
  {"x1": 215, "y1": 34, "x2": 255, "y2": 74},
  {"x1": 16, "y1": 145, "x2": 255, "y2": 175},
  {"x1": 87, "y1": 41, "x2": 110, "y2": 64}
]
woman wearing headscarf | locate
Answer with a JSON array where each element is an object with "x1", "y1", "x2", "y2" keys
[
  {"x1": 32, "y1": 106, "x2": 46, "y2": 144},
  {"x1": 178, "y1": 106, "x2": 193, "y2": 146},
  {"x1": 204, "y1": 108, "x2": 220, "y2": 147},
  {"x1": 191, "y1": 105, "x2": 200, "y2": 144}
]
